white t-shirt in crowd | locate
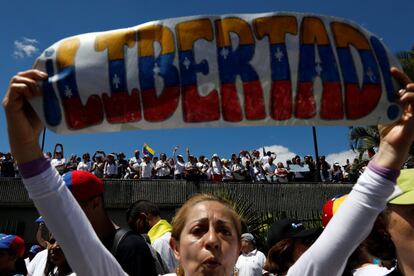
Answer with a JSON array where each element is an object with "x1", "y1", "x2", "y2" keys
[
  {"x1": 241, "y1": 156, "x2": 250, "y2": 167},
  {"x1": 263, "y1": 163, "x2": 277, "y2": 175},
  {"x1": 104, "y1": 162, "x2": 118, "y2": 175},
  {"x1": 222, "y1": 166, "x2": 233, "y2": 180},
  {"x1": 253, "y1": 166, "x2": 266, "y2": 181},
  {"x1": 141, "y1": 162, "x2": 154, "y2": 178},
  {"x1": 352, "y1": 264, "x2": 394, "y2": 276},
  {"x1": 51, "y1": 158, "x2": 66, "y2": 175},
  {"x1": 129, "y1": 157, "x2": 142, "y2": 166},
  {"x1": 196, "y1": 161, "x2": 204, "y2": 170},
  {"x1": 235, "y1": 249, "x2": 266, "y2": 276},
  {"x1": 155, "y1": 160, "x2": 170, "y2": 177},
  {"x1": 232, "y1": 163, "x2": 245, "y2": 180},
  {"x1": 260, "y1": 155, "x2": 270, "y2": 165},
  {"x1": 51, "y1": 158, "x2": 66, "y2": 168},
  {"x1": 174, "y1": 160, "x2": 185, "y2": 175},
  {"x1": 211, "y1": 160, "x2": 222, "y2": 175},
  {"x1": 77, "y1": 161, "x2": 93, "y2": 172}
]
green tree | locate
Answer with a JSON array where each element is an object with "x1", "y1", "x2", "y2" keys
[
  {"x1": 396, "y1": 46, "x2": 414, "y2": 80},
  {"x1": 348, "y1": 126, "x2": 379, "y2": 180},
  {"x1": 214, "y1": 188, "x2": 322, "y2": 252},
  {"x1": 349, "y1": 126, "x2": 379, "y2": 158}
]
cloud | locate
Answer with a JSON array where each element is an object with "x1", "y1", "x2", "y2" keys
[
  {"x1": 325, "y1": 149, "x2": 359, "y2": 167},
  {"x1": 13, "y1": 37, "x2": 39, "y2": 59},
  {"x1": 257, "y1": 145, "x2": 297, "y2": 163},
  {"x1": 256, "y1": 145, "x2": 359, "y2": 167}
]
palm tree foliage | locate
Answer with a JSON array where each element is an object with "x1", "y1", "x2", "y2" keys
[
  {"x1": 347, "y1": 126, "x2": 379, "y2": 180},
  {"x1": 348, "y1": 126, "x2": 379, "y2": 157},
  {"x1": 212, "y1": 188, "x2": 322, "y2": 252},
  {"x1": 212, "y1": 188, "x2": 272, "y2": 250},
  {"x1": 396, "y1": 47, "x2": 414, "y2": 80}
]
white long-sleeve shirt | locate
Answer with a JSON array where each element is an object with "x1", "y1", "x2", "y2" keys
[
  {"x1": 287, "y1": 164, "x2": 395, "y2": 276},
  {"x1": 21, "y1": 159, "x2": 395, "y2": 276},
  {"x1": 22, "y1": 161, "x2": 127, "y2": 276}
]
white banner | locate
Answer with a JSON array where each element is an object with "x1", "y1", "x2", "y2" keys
[{"x1": 31, "y1": 12, "x2": 402, "y2": 134}]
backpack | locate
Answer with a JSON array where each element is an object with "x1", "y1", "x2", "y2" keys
[{"x1": 111, "y1": 228, "x2": 170, "y2": 275}]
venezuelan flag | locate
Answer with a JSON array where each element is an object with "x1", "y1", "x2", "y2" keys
[{"x1": 143, "y1": 143, "x2": 155, "y2": 158}]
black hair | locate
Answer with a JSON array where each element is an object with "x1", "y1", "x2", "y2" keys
[
  {"x1": 15, "y1": 258, "x2": 27, "y2": 275},
  {"x1": 126, "y1": 200, "x2": 160, "y2": 223}
]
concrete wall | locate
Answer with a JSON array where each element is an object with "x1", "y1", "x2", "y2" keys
[{"x1": 0, "y1": 178, "x2": 352, "y2": 243}]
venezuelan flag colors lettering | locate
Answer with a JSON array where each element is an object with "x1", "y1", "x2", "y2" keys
[{"x1": 32, "y1": 12, "x2": 401, "y2": 134}]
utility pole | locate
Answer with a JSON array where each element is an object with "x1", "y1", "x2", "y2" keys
[
  {"x1": 41, "y1": 128, "x2": 46, "y2": 152},
  {"x1": 312, "y1": 126, "x2": 321, "y2": 182}
]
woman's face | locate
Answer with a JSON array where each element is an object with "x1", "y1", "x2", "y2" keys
[
  {"x1": 240, "y1": 240, "x2": 254, "y2": 254},
  {"x1": 171, "y1": 201, "x2": 240, "y2": 276}
]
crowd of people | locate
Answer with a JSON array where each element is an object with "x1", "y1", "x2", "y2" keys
[
  {"x1": 1, "y1": 145, "x2": 359, "y2": 183},
  {"x1": 3, "y1": 167, "x2": 414, "y2": 276},
  {"x1": 3, "y1": 62, "x2": 414, "y2": 276}
]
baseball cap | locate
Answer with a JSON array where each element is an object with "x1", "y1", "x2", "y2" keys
[
  {"x1": 62, "y1": 171, "x2": 104, "y2": 201},
  {"x1": 388, "y1": 168, "x2": 414, "y2": 205},
  {"x1": 267, "y1": 219, "x2": 320, "y2": 248},
  {"x1": 35, "y1": 216, "x2": 44, "y2": 223},
  {"x1": 322, "y1": 194, "x2": 348, "y2": 227},
  {"x1": 0, "y1": 234, "x2": 25, "y2": 257},
  {"x1": 241, "y1": 233, "x2": 255, "y2": 244},
  {"x1": 29, "y1": 245, "x2": 42, "y2": 255}
]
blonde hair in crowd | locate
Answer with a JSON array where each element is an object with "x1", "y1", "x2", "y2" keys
[{"x1": 171, "y1": 193, "x2": 243, "y2": 276}]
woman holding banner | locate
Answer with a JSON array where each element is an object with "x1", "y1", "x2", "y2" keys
[{"x1": 3, "y1": 67, "x2": 414, "y2": 276}]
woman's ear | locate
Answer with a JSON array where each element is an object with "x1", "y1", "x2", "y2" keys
[{"x1": 169, "y1": 237, "x2": 181, "y2": 261}]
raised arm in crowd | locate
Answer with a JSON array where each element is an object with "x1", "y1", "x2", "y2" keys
[{"x1": 3, "y1": 67, "x2": 414, "y2": 276}]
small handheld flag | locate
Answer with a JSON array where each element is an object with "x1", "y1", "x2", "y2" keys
[{"x1": 143, "y1": 143, "x2": 155, "y2": 158}]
